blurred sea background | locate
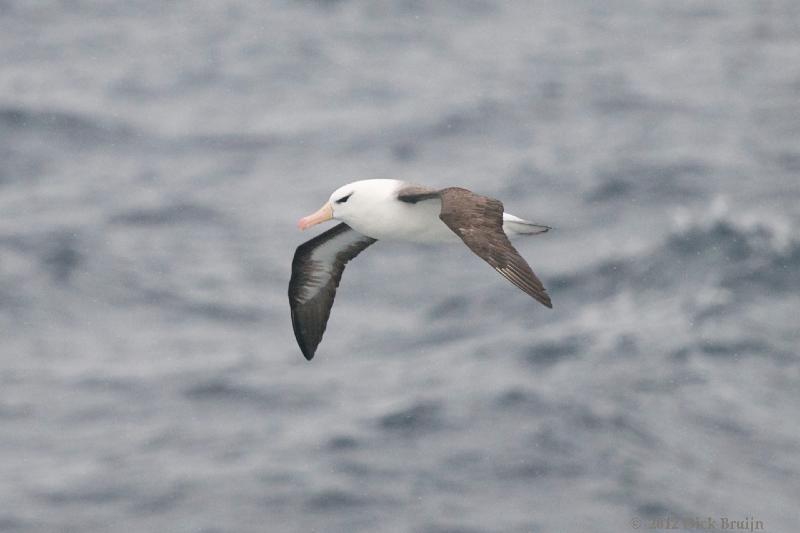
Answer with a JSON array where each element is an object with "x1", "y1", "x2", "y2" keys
[{"x1": 1, "y1": 1, "x2": 799, "y2": 532}]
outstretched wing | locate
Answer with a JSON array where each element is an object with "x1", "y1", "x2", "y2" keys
[
  {"x1": 289, "y1": 223, "x2": 377, "y2": 360},
  {"x1": 437, "y1": 187, "x2": 552, "y2": 308}
]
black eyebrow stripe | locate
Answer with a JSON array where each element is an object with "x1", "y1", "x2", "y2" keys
[{"x1": 335, "y1": 192, "x2": 353, "y2": 204}]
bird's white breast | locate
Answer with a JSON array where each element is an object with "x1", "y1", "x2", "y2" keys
[{"x1": 345, "y1": 197, "x2": 460, "y2": 243}]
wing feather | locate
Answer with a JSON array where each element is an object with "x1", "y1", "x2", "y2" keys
[
  {"x1": 288, "y1": 223, "x2": 377, "y2": 360},
  {"x1": 438, "y1": 187, "x2": 552, "y2": 308}
]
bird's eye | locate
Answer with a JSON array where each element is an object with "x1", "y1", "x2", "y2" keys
[{"x1": 335, "y1": 193, "x2": 353, "y2": 204}]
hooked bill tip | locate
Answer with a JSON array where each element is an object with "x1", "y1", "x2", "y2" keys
[{"x1": 296, "y1": 202, "x2": 333, "y2": 231}]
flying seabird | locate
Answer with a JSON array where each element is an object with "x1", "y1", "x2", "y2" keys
[{"x1": 289, "y1": 179, "x2": 552, "y2": 360}]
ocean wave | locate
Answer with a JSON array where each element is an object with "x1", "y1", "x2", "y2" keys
[
  {"x1": 551, "y1": 214, "x2": 800, "y2": 300},
  {"x1": 180, "y1": 133, "x2": 278, "y2": 152},
  {"x1": 118, "y1": 284, "x2": 266, "y2": 323},
  {"x1": 327, "y1": 435, "x2": 360, "y2": 451},
  {"x1": 378, "y1": 400, "x2": 445, "y2": 435},
  {"x1": 586, "y1": 160, "x2": 707, "y2": 202},
  {"x1": 0, "y1": 105, "x2": 135, "y2": 146},
  {"x1": 343, "y1": 97, "x2": 534, "y2": 160},
  {"x1": 183, "y1": 378, "x2": 316, "y2": 409},
  {"x1": 108, "y1": 203, "x2": 224, "y2": 227},
  {"x1": 493, "y1": 387, "x2": 547, "y2": 410},
  {"x1": 418, "y1": 525, "x2": 491, "y2": 533},
  {"x1": 522, "y1": 335, "x2": 586, "y2": 366},
  {"x1": 305, "y1": 488, "x2": 369, "y2": 510},
  {"x1": 0, "y1": 230, "x2": 85, "y2": 290},
  {"x1": 40, "y1": 232, "x2": 83, "y2": 284}
]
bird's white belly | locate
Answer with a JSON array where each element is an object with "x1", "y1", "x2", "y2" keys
[{"x1": 343, "y1": 199, "x2": 462, "y2": 243}]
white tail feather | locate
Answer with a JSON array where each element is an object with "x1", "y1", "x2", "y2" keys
[{"x1": 502, "y1": 213, "x2": 551, "y2": 236}]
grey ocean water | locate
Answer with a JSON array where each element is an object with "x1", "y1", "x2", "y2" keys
[{"x1": 2, "y1": 1, "x2": 800, "y2": 532}]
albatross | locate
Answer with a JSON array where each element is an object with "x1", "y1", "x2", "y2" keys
[{"x1": 289, "y1": 179, "x2": 552, "y2": 360}]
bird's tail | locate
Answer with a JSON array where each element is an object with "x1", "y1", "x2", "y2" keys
[{"x1": 502, "y1": 213, "x2": 551, "y2": 236}]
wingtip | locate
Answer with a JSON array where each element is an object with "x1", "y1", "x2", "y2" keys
[{"x1": 300, "y1": 343, "x2": 316, "y2": 361}]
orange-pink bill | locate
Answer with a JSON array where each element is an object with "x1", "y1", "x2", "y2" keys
[{"x1": 298, "y1": 202, "x2": 333, "y2": 230}]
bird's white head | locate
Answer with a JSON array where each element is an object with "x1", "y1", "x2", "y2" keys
[{"x1": 297, "y1": 179, "x2": 402, "y2": 230}]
